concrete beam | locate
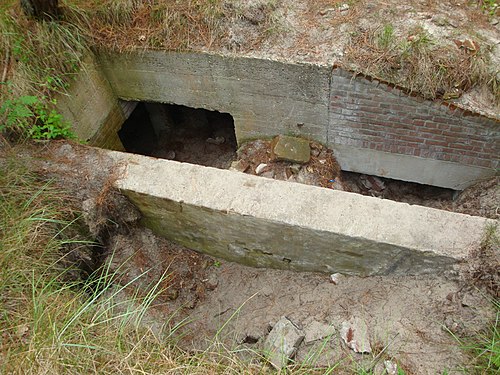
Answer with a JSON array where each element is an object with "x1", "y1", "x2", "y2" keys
[
  {"x1": 109, "y1": 151, "x2": 496, "y2": 276},
  {"x1": 332, "y1": 144, "x2": 496, "y2": 190},
  {"x1": 97, "y1": 51, "x2": 330, "y2": 144}
]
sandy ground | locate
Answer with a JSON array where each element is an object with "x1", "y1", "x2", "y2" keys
[{"x1": 2, "y1": 140, "x2": 498, "y2": 374}]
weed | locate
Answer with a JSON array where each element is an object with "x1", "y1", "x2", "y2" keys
[
  {"x1": 0, "y1": 91, "x2": 75, "y2": 140},
  {"x1": 377, "y1": 24, "x2": 395, "y2": 49}
]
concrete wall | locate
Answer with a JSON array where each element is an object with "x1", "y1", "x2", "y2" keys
[
  {"x1": 55, "y1": 56, "x2": 126, "y2": 151},
  {"x1": 109, "y1": 150, "x2": 496, "y2": 276},
  {"x1": 97, "y1": 51, "x2": 330, "y2": 145},
  {"x1": 94, "y1": 51, "x2": 498, "y2": 190}
]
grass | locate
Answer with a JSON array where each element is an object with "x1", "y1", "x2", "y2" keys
[
  {"x1": 345, "y1": 23, "x2": 499, "y2": 104},
  {"x1": 0, "y1": 152, "x2": 353, "y2": 374}
]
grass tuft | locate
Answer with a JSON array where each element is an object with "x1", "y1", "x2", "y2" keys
[{"x1": 346, "y1": 24, "x2": 498, "y2": 104}]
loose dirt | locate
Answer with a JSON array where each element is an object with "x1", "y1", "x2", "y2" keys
[{"x1": 3, "y1": 140, "x2": 498, "y2": 374}]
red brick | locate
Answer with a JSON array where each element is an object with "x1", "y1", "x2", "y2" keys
[
  {"x1": 425, "y1": 140, "x2": 449, "y2": 147},
  {"x1": 450, "y1": 143, "x2": 474, "y2": 151}
]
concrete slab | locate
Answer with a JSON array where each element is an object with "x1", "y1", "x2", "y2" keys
[{"x1": 109, "y1": 151, "x2": 497, "y2": 276}]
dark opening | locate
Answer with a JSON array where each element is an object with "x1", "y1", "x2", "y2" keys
[{"x1": 119, "y1": 102, "x2": 237, "y2": 168}]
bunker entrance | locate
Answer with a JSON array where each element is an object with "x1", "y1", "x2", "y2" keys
[{"x1": 118, "y1": 102, "x2": 237, "y2": 168}]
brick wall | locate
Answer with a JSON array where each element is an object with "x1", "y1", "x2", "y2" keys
[{"x1": 329, "y1": 69, "x2": 499, "y2": 170}]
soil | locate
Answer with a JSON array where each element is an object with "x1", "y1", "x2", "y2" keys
[{"x1": 2, "y1": 140, "x2": 498, "y2": 374}]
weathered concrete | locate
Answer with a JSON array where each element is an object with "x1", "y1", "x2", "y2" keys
[
  {"x1": 108, "y1": 150, "x2": 496, "y2": 276},
  {"x1": 97, "y1": 51, "x2": 330, "y2": 144},
  {"x1": 332, "y1": 144, "x2": 495, "y2": 190},
  {"x1": 55, "y1": 56, "x2": 126, "y2": 150}
]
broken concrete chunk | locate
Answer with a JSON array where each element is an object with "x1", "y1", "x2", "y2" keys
[
  {"x1": 340, "y1": 317, "x2": 372, "y2": 353},
  {"x1": 264, "y1": 316, "x2": 305, "y2": 368},
  {"x1": 271, "y1": 135, "x2": 310, "y2": 164},
  {"x1": 304, "y1": 321, "x2": 336, "y2": 344}
]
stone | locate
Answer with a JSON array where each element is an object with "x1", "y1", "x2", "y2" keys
[
  {"x1": 264, "y1": 316, "x2": 305, "y2": 368},
  {"x1": 255, "y1": 163, "x2": 268, "y2": 175},
  {"x1": 330, "y1": 273, "x2": 345, "y2": 285},
  {"x1": 271, "y1": 135, "x2": 310, "y2": 164},
  {"x1": 304, "y1": 321, "x2": 336, "y2": 344},
  {"x1": 340, "y1": 317, "x2": 372, "y2": 353},
  {"x1": 290, "y1": 164, "x2": 302, "y2": 174},
  {"x1": 359, "y1": 175, "x2": 385, "y2": 194},
  {"x1": 229, "y1": 160, "x2": 250, "y2": 173},
  {"x1": 260, "y1": 171, "x2": 275, "y2": 179},
  {"x1": 384, "y1": 360, "x2": 398, "y2": 375},
  {"x1": 339, "y1": 4, "x2": 350, "y2": 12}
]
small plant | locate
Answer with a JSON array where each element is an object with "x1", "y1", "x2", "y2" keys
[
  {"x1": 477, "y1": 0, "x2": 499, "y2": 16},
  {"x1": 377, "y1": 24, "x2": 395, "y2": 49},
  {"x1": 0, "y1": 93, "x2": 75, "y2": 140}
]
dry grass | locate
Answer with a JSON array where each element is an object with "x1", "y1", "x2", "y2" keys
[
  {"x1": 345, "y1": 24, "x2": 498, "y2": 103},
  {"x1": 66, "y1": 0, "x2": 228, "y2": 51},
  {"x1": 1, "y1": 2, "x2": 87, "y2": 99}
]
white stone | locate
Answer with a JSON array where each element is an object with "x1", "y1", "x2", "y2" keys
[
  {"x1": 384, "y1": 360, "x2": 398, "y2": 375},
  {"x1": 330, "y1": 273, "x2": 345, "y2": 285},
  {"x1": 340, "y1": 317, "x2": 372, "y2": 353},
  {"x1": 255, "y1": 163, "x2": 268, "y2": 175}
]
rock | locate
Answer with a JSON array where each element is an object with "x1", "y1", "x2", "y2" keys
[
  {"x1": 229, "y1": 160, "x2": 250, "y2": 173},
  {"x1": 339, "y1": 4, "x2": 349, "y2": 12},
  {"x1": 359, "y1": 175, "x2": 385, "y2": 195},
  {"x1": 304, "y1": 321, "x2": 336, "y2": 344},
  {"x1": 330, "y1": 273, "x2": 345, "y2": 285},
  {"x1": 261, "y1": 171, "x2": 275, "y2": 179},
  {"x1": 264, "y1": 316, "x2": 305, "y2": 368},
  {"x1": 255, "y1": 163, "x2": 268, "y2": 175},
  {"x1": 203, "y1": 272, "x2": 219, "y2": 290},
  {"x1": 340, "y1": 317, "x2": 372, "y2": 353},
  {"x1": 461, "y1": 293, "x2": 479, "y2": 308},
  {"x1": 384, "y1": 360, "x2": 398, "y2": 375},
  {"x1": 54, "y1": 143, "x2": 75, "y2": 159},
  {"x1": 155, "y1": 150, "x2": 176, "y2": 160},
  {"x1": 290, "y1": 164, "x2": 302, "y2": 174},
  {"x1": 270, "y1": 135, "x2": 310, "y2": 164}
]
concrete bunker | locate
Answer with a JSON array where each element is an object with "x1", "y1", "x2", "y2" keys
[
  {"x1": 52, "y1": 51, "x2": 497, "y2": 275},
  {"x1": 118, "y1": 102, "x2": 237, "y2": 168}
]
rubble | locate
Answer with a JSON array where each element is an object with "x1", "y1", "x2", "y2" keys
[
  {"x1": 340, "y1": 317, "x2": 372, "y2": 354},
  {"x1": 264, "y1": 316, "x2": 305, "y2": 368}
]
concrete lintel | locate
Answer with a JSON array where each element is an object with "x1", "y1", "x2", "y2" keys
[
  {"x1": 331, "y1": 144, "x2": 497, "y2": 190},
  {"x1": 108, "y1": 151, "x2": 496, "y2": 276}
]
